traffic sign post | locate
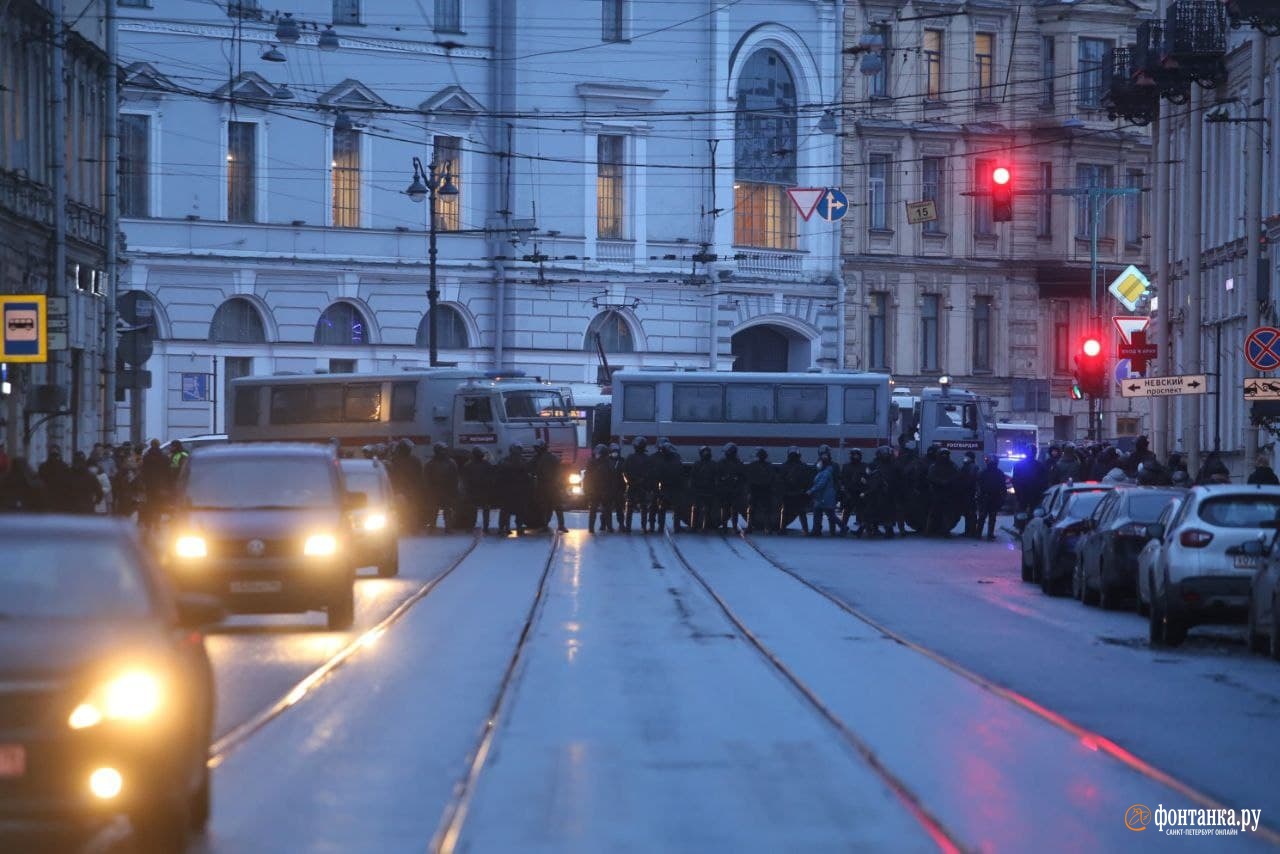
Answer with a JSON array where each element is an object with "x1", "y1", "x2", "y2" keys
[
  {"x1": 1244, "y1": 378, "x2": 1280, "y2": 400},
  {"x1": 1108, "y1": 265, "x2": 1150, "y2": 312},
  {"x1": 815, "y1": 188, "x2": 848, "y2": 222},
  {"x1": 786, "y1": 188, "x2": 824, "y2": 222},
  {"x1": 1245, "y1": 327, "x2": 1280, "y2": 372},
  {"x1": 0, "y1": 295, "x2": 48, "y2": 364},
  {"x1": 1120, "y1": 374, "x2": 1209, "y2": 398}
]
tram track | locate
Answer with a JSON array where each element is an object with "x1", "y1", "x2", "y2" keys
[
  {"x1": 728, "y1": 530, "x2": 1280, "y2": 847},
  {"x1": 207, "y1": 534, "x2": 482, "y2": 766},
  {"x1": 428, "y1": 533, "x2": 562, "y2": 854}
]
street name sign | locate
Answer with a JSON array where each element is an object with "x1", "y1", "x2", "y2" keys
[
  {"x1": 1244, "y1": 378, "x2": 1280, "y2": 400},
  {"x1": 1120, "y1": 374, "x2": 1208, "y2": 398}
]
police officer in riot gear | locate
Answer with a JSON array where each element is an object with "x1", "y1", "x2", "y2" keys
[
  {"x1": 839, "y1": 449, "x2": 867, "y2": 535},
  {"x1": 716, "y1": 443, "x2": 747, "y2": 532},
  {"x1": 690, "y1": 445, "x2": 718, "y2": 532},
  {"x1": 530, "y1": 438, "x2": 569, "y2": 533},
  {"x1": 497, "y1": 443, "x2": 530, "y2": 536},
  {"x1": 585, "y1": 444, "x2": 613, "y2": 533},
  {"x1": 650, "y1": 439, "x2": 687, "y2": 533},
  {"x1": 744, "y1": 447, "x2": 777, "y2": 533},
  {"x1": 622, "y1": 437, "x2": 654, "y2": 533},
  {"x1": 778, "y1": 447, "x2": 812, "y2": 535}
]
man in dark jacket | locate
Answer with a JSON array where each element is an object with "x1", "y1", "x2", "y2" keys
[
  {"x1": 606, "y1": 444, "x2": 626, "y2": 530},
  {"x1": 387, "y1": 440, "x2": 424, "y2": 529},
  {"x1": 839, "y1": 449, "x2": 867, "y2": 535},
  {"x1": 622, "y1": 437, "x2": 654, "y2": 533},
  {"x1": 0, "y1": 458, "x2": 45, "y2": 513},
  {"x1": 650, "y1": 440, "x2": 686, "y2": 533},
  {"x1": 716, "y1": 443, "x2": 748, "y2": 532},
  {"x1": 926, "y1": 448, "x2": 959, "y2": 536},
  {"x1": 744, "y1": 448, "x2": 777, "y2": 533},
  {"x1": 861, "y1": 447, "x2": 896, "y2": 538},
  {"x1": 957, "y1": 451, "x2": 979, "y2": 538},
  {"x1": 584, "y1": 444, "x2": 614, "y2": 533},
  {"x1": 1011, "y1": 447, "x2": 1046, "y2": 513},
  {"x1": 1195, "y1": 452, "x2": 1231, "y2": 485},
  {"x1": 1248, "y1": 455, "x2": 1280, "y2": 485},
  {"x1": 69, "y1": 451, "x2": 103, "y2": 515},
  {"x1": 422, "y1": 443, "x2": 460, "y2": 531},
  {"x1": 777, "y1": 448, "x2": 812, "y2": 535},
  {"x1": 497, "y1": 443, "x2": 531, "y2": 535},
  {"x1": 976, "y1": 455, "x2": 1007, "y2": 541},
  {"x1": 689, "y1": 445, "x2": 718, "y2": 532},
  {"x1": 531, "y1": 439, "x2": 569, "y2": 533},
  {"x1": 460, "y1": 447, "x2": 496, "y2": 533},
  {"x1": 39, "y1": 446, "x2": 74, "y2": 514}
]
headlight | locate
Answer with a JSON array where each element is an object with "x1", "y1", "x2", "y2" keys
[
  {"x1": 362, "y1": 512, "x2": 388, "y2": 532},
  {"x1": 568, "y1": 472, "x2": 583, "y2": 486},
  {"x1": 304, "y1": 533, "x2": 338, "y2": 557},
  {"x1": 175, "y1": 534, "x2": 207, "y2": 559},
  {"x1": 69, "y1": 671, "x2": 162, "y2": 730}
]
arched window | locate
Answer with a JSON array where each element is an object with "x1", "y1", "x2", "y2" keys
[
  {"x1": 584, "y1": 310, "x2": 634, "y2": 353},
  {"x1": 209, "y1": 297, "x2": 266, "y2": 344},
  {"x1": 314, "y1": 302, "x2": 368, "y2": 346},
  {"x1": 415, "y1": 304, "x2": 470, "y2": 350},
  {"x1": 734, "y1": 49, "x2": 798, "y2": 250}
]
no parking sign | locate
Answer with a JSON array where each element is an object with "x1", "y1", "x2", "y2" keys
[{"x1": 1245, "y1": 327, "x2": 1280, "y2": 372}]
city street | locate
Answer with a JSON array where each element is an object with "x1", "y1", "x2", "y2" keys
[{"x1": 144, "y1": 521, "x2": 1280, "y2": 852}]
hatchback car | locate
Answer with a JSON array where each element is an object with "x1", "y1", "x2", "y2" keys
[
  {"x1": 340, "y1": 458, "x2": 399, "y2": 578},
  {"x1": 1136, "y1": 495, "x2": 1186, "y2": 616},
  {"x1": 1075, "y1": 486, "x2": 1185, "y2": 609},
  {"x1": 1019, "y1": 483, "x2": 1110, "y2": 585},
  {"x1": 163, "y1": 443, "x2": 363, "y2": 630},
  {"x1": 0, "y1": 517, "x2": 219, "y2": 852},
  {"x1": 1145, "y1": 484, "x2": 1280, "y2": 646},
  {"x1": 1039, "y1": 487, "x2": 1113, "y2": 596}
]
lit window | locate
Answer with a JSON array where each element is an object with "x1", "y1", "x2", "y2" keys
[
  {"x1": 433, "y1": 135, "x2": 461, "y2": 231},
  {"x1": 227, "y1": 121, "x2": 256, "y2": 223},
  {"x1": 315, "y1": 302, "x2": 368, "y2": 346},
  {"x1": 924, "y1": 29, "x2": 943, "y2": 100},
  {"x1": 597, "y1": 135, "x2": 625, "y2": 239},
  {"x1": 975, "y1": 33, "x2": 994, "y2": 102},
  {"x1": 332, "y1": 128, "x2": 360, "y2": 228},
  {"x1": 734, "y1": 49, "x2": 797, "y2": 250}
]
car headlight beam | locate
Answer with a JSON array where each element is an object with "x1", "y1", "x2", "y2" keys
[
  {"x1": 175, "y1": 534, "x2": 208, "y2": 559},
  {"x1": 362, "y1": 512, "x2": 388, "y2": 532},
  {"x1": 68, "y1": 671, "x2": 163, "y2": 730},
  {"x1": 304, "y1": 533, "x2": 338, "y2": 557}
]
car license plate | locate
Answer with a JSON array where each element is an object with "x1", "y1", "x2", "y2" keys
[
  {"x1": 0, "y1": 744, "x2": 26, "y2": 779},
  {"x1": 230, "y1": 580, "x2": 283, "y2": 594},
  {"x1": 1234, "y1": 556, "x2": 1259, "y2": 569}
]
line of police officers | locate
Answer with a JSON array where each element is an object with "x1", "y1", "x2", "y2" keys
[{"x1": 369, "y1": 436, "x2": 1009, "y2": 540}]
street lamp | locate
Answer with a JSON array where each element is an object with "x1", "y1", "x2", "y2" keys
[{"x1": 406, "y1": 155, "x2": 459, "y2": 367}]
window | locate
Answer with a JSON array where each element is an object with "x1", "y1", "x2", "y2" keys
[
  {"x1": 673, "y1": 384, "x2": 724, "y2": 421},
  {"x1": 1125, "y1": 168, "x2": 1144, "y2": 246},
  {"x1": 597, "y1": 134, "x2": 625, "y2": 239},
  {"x1": 311, "y1": 385, "x2": 343, "y2": 422},
  {"x1": 1078, "y1": 37, "x2": 1112, "y2": 109},
  {"x1": 725, "y1": 384, "x2": 774, "y2": 421},
  {"x1": 777, "y1": 386, "x2": 827, "y2": 423},
  {"x1": 1053, "y1": 301, "x2": 1070, "y2": 373},
  {"x1": 270, "y1": 386, "x2": 310, "y2": 424},
  {"x1": 975, "y1": 33, "x2": 995, "y2": 102},
  {"x1": 921, "y1": 294, "x2": 940, "y2": 371},
  {"x1": 332, "y1": 127, "x2": 360, "y2": 228},
  {"x1": 120, "y1": 114, "x2": 149, "y2": 218},
  {"x1": 1038, "y1": 162, "x2": 1053, "y2": 236},
  {"x1": 224, "y1": 357, "x2": 253, "y2": 421},
  {"x1": 1116, "y1": 416, "x2": 1141, "y2": 437},
  {"x1": 974, "y1": 158, "x2": 993, "y2": 235},
  {"x1": 1075, "y1": 164, "x2": 1114, "y2": 239},
  {"x1": 391, "y1": 382, "x2": 417, "y2": 421},
  {"x1": 843, "y1": 388, "x2": 877, "y2": 424},
  {"x1": 868, "y1": 292, "x2": 889, "y2": 370},
  {"x1": 416, "y1": 304, "x2": 470, "y2": 350},
  {"x1": 869, "y1": 25, "x2": 890, "y2": 97},
  {"x1": 622, "y1": 384, "x2": 656, "y2": 421},
  {"x1": 343, "y1": 384, "x2": 381, "y2": 421},
  {"x1": 209, "y1": 298, "x2": 266, "y2": 344},
  {"x1": 868, "y1": 153, "x2": 890, "y2": 230},
  {"x1": 433, "y1": 135, "x2": 461, "y2": 231},
  {"x1": 233, "y1": 386, "x2": 260, "y2": 427},
  {"x1": 332, "y1": 0, "x2": 360, "y2": 24},
  {"x1": 734, "y1": 50, "x2": 797, "y2": 250},
  {"x1": 921, "y1": 157, "x2": 943, "y2": 233},
  {"x1": 226, "y1": 121, "x2": 256, "y2": 223},
  {"x1": 973, "y1": 296, "x2": 992, "y2": 372},
  {"x1": 602, "y1": 0, "x2": 624, "y2": 42},
  {"x1": 328, "y1": 358, "x2": 356, "y2": 374},
  {"x1": 585, "y1": 310, "x2": 634, "y2": 353},
  {"x1": 1041, "y1": 37, "x2": 1055, "y2": 105},
  {"x1": 463, "y1": 397, "x2": 494, "y2": 422},
  {"x1": 314, "y1": 302, "x2": 368, "y2": 345},
  {"x1": 434, "y1": 0, "x2": 460, "y2": 32},
  {"x1": 924, "y1": 29, "x2": 943, "y2": 100}
]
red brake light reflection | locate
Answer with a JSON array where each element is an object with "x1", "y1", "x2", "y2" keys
[{"x1": 1179, "y1": 529, "x2": 1214, "y2": 548}]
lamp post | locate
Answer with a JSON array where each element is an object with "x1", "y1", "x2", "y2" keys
[{"x1": 406, "y1": 155, "x2": 459, "y2": 367}]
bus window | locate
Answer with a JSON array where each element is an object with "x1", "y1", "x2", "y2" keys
[
  {"x1": 843, "y1": 387, "x2": 877, "y2": 424},
  {"x1": 622, "y1": 384, "x2": 656, "y2": 421},
  {"x1": 344, "y1": 383, "x2": 381, "y2": 422},
  {"x1": 270, "y1": 386, "x2": 311, "y2": 425},
  {"x1": 233, "y1": 387, "x2": 260, "y2": 427},
  {"x1": 962, "y1": 404, "x2": 978, "y2": 431},
  {"x1": 312, "y1": 385, "x2": 343, "y2": 422},
  {"x1": 503, "y1": 390, "x2": 567, "y2": 419},
  {"x1": 390, "y1": 382, "x2": 417, "y2": 422},
  {"x1": 463, "y1": 396, "x2": 494, "y2": 423},
  {"x1": 726, "y1": 384, "x2": 774, "y2": 422},
  {"x1": 777, "y1": 385, "x2": 827, "y2": 424},
  {"x1": 673, "y1": 383, "x2": 724, "y2": 422}
]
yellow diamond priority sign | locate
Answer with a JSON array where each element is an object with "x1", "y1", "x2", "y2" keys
[{"x1": 1108, "y1": 265, "x2": 1150, "y2": 312}]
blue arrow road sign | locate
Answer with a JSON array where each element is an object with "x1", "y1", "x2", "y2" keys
[{"x1": 816, "y1": 187, "x2": 848, "y2": 222}]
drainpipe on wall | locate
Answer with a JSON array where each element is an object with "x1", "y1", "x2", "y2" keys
[
  {"x1": 1245, "y1": 33, "x2": 1267, "y2": 467},
  {"x1": 104, "y1": 0, "x2": 119, "y2": 442}
]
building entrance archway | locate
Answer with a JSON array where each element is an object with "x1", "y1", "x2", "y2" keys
[{"x1": 731, "y1": 323, "x2": 811, "y2": 372}]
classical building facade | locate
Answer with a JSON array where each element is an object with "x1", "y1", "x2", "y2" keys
[
  {"x1": 1, "y1": 0, "x2": 112, "y2": 458},
  {"x1": 840, "y1": 0, "x2": 1154, "y2": 442},
  {"x1": 116, "y1": 0, "x2": 845, "y2": 440}
]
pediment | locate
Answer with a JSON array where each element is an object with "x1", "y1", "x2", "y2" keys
[
  {"x1": 214, "y1": 72, "x2": 277, "y2": 102},
  {"x1": 419, "y1": 85, "x2": 484, "y2": 116},
  {"x1": 123, "y1": 62, "x2": 173, "y2": 91},
  {"x1": 319, "y1": 79, "x2": 389, "y2": 110},
  {"x1": 576, "y1": 83, "x2": 667, "y2": 112}
]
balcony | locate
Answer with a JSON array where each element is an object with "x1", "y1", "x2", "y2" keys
[
  {"x1": 1163, "y1": 1, "x2": 1227, "y2": 88},
  {"x1": 0, "y1": 169, "x2": 53, "y2": 230},
  {"x1": 734, "y1": 248, "x2": 804, "y2": 278},
  {"x1": 1134, "y1": 20, "x2": 1189, "y2": 104},
  {"x1": 1103, "y1": 46, "x2": 1158, "y2": 126},
  {"x1": 594, "y1": 239, "x2": 635, "y2": 266},
  {"x1": 1227, "y1": 0, "x2": 1280, "y2": 35}
]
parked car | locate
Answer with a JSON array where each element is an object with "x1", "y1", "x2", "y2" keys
[
  {"x1": 339, "y1": 458, "x2": 399, "y2": 578},
  {"x1": 162, "y1": 443, "x2": 364, "y2": 630},
  {"x1": 1136, "y1": 494, "x2": 1188, "y2": 616},
  {"x1": 0, "y1": 516, "x2": 221, "y2": 850},
  {"x1": 1075, "y1": 486, "x2": 1185, "y2": 609},
  {"x1": 1040, "y1": 487, "x2": 1113, "y2": 596},
  {"x1": 1145, "y1": 485, "x2": 1280, "y2": 647},
  {"x1": 1018, "y1": 483, "x2": 1111, "y2": 585},
  {"x1": 1244, "y1": 525, "x2": 1280, "y2": 659}
]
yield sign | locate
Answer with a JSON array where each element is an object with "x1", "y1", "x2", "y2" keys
[
  {"x1": 786, "y1": 187, "x2": 824, "y2": 222},
  {"x1": 1113, "y1": 315, "x2": 1150, "y2": 344}
]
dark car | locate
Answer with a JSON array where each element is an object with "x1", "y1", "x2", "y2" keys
[
  {"x1": 0, "y1": 517, "x2": 219, "y2": 851},
  {"x1": 1040, "y1": 486, "x2": 1113, "y2": 596},
  {"x1": 163, "y1": 443, "x2": 364, "y2": 630},
  {"x1": 1019, "y1": 483, "x2": 1109, "y2": 583},
  {"x1": 340, "y1": 458, "x2": 399, "y2": 578},
  {"x1": 1075, "y1": 486, "x2": 1185, "y2": 609}
]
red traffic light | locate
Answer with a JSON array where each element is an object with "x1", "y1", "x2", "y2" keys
[
  {"x1": 1082, "y1": 337, "x2": 1102, "y2": 357},
  {"x1": 992, "y1": 166, "x2": 1011, "y2": 186}
]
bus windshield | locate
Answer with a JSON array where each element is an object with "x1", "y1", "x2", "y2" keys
[{"x1": 502, "y1": 390, "x2": 569, "y2": 419}]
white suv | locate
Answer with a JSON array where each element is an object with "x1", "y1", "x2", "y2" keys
[{"x1": 1146, "y1": 485, "x2": 1280, "y2": 647}]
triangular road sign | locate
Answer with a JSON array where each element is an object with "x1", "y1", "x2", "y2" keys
[
  {"x1": 786, "y1": 187, "x2": 824, "y2": 222},
  {"x1": 1113, "y1": 315, "x2": 1151, "y2": 345}
]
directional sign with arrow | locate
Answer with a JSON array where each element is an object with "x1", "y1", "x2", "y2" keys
[
  {"x1": 1244, "y1": 378, "x2": 1280, "y2": 400},
  {"x1": 815, "y1": 187, "x2": 849, "y2": 222},
  {"x1": 1120, "y1": 374, "x2": 1208, "y2": 398}
]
